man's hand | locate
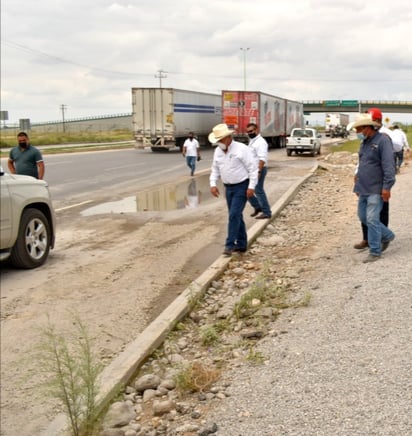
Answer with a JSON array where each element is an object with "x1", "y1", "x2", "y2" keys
[
  {"x1": 381, "y1": 189, "x2": 391, "y2": 202},
  {"x1": 210, "y1": 186, "x2": 220, "y2": 198},
  {"x1": 246, "y1": 188, "x2": 255, "y2": 198}
]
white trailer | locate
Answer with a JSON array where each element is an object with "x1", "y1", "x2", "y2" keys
[
  {"x1": 132, "y1": 88, "x2": 221, "y2": 151},
  {"x1": 325, "y1": 113, "x2": 350, "y2": 136}
]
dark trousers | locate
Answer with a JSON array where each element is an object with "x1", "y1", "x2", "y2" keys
[
  {"x1": 361, "y1": 200, "x2": 389, "y2": 241},
  {"x1": 247, "y1": 166, "x2": 271, "y2": 216},
  {"x1": 394, "y1": 150, "x2": 404, "y2": 170}
]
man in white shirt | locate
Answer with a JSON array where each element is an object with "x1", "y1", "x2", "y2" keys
[
  {"x1": 246, "y1": 123, "x2": 272, "y2": 219},
  {"x1": 182, "y1": 132, "x2": 200, "y2": 176},
  {"x1": 209, "y1": 123, "x2": 258, "y2": 256},
  {"x1": 391, "y1": 125, "x2": 410, "y2": 173}
]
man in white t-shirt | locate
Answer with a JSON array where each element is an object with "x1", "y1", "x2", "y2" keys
[
  {"x1": 182, "y1": 132, "x2": 201, "y2": 176},
  {"x1": 391, "y1": 125, "x2": 410, "y2": 173}
]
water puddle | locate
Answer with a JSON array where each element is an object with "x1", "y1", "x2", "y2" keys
[{"x1": 81, "y1": 174, "x2": 222, "y2": 216}]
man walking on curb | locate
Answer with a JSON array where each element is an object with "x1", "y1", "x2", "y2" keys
[
  {"x1": 246, "y1": 123, "x2": 272, "y2": 219},
  {"x1": 348, "y1": 114, "x2": 396, "y2": 263},
  {"x1": 209, "y1": 123, "x2": 258, "y2": 256}
]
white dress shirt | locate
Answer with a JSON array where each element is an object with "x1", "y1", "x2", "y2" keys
[
  {"x1": 248, "y1": 134, "x2": 269, "y2": 166},
  {"x1": 209, "y1": 140, "x2": 258, "y2": 189},
  {"x1": 391, "y1": 129, "x2": 409, "y2": 152}
]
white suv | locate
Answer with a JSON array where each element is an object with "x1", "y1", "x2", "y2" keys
[{"x1": 0, "y1": 167, "x2": 56, "y2": 268}]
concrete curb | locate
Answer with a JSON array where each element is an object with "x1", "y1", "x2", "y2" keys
[{"x1": 43, "y1": 162, "x2": 318, "y2": 435}]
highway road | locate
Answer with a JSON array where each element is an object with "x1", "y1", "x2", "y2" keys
[{"x1": 2, "y1": 145, "x2": 319, "y2": 211}]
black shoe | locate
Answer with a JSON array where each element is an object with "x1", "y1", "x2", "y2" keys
[
  {"x1": 250, "y1": 209, "x2": 262, "y2": 217},
  {"x1": 233, "y1": 247, "x2": 247, "y2": 253},
  {"x1": 222, "y1": 248, "x2": 233, "y2": 256},
  {"x1": 255, "y1": 213, "x2": 271, "y2": 219}
]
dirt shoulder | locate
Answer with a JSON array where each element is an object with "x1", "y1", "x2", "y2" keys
[{"x1": 0, "y1": 149, "x2": 348, "y2": 435}]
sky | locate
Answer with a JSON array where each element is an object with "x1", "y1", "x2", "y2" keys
[{"x1": 1, "y1": 0, "x2": 412, "y2": 125}]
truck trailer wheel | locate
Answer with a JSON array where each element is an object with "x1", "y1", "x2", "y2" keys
[{"x1": 151, "y1": 147, "x2": 168, "y2": 152}]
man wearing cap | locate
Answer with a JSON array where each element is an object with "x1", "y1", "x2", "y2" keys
[
  {"x1": 209, "y1": 123, "x2": 258, "y2": 256},
  {"x1": 349, "y1": 114, "x2": 396, "y2": 263}
]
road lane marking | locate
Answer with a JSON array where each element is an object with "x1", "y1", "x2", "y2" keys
[{"x1": 55, "y1": 200, "x2": 93, "y2": 212}]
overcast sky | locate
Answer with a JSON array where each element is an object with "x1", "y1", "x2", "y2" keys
[{"x1": 1, "y1": 0, "x2": 412, "y2": 124}]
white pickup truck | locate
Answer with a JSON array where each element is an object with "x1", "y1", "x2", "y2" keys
[{"x1": 286, "y1": 128, "x2": 321, "y2": 157}]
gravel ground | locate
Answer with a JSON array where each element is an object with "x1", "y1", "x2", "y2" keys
[{"x1": 204, "y1": 160, "x2": 412, "y2": 435}]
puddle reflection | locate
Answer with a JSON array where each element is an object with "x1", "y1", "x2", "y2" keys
[{"x1": 81, "y1": 174, "x2": 221, "y2": 216}]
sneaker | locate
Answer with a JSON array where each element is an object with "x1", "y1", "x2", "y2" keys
[
  {"x1": 363, "y1": 254, "x2": 380, "y2": 263},
  {"x1": 222, "y1": 248, "x2": 233, "y2": 256},
  {"x1": 250, "y1": 209, "x2": 262, "y2": 217},
  {"x1": 382, "y1": 235, "x2": 395, "y2": 252},
  {"x1": 354, "y1": 240, "x2": 369, "y2": 249}
]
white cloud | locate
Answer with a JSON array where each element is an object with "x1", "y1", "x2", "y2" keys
[{"x1": 1, "y1": 0, "x2": 411, "y2": 123}]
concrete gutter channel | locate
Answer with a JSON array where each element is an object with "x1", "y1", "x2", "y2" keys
[{"x1": 44, "y1": 162, "x2": 319, "y2": 435}]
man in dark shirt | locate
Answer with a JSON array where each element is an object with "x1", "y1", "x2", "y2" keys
[
  {"x1": 350, "y1": 114, "x2": 396, "y2": 263},
  {"x1": 8, "y1": 132, "x2": 45, "y2": 179}
]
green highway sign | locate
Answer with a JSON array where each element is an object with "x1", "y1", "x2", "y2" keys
[
  {"x1": 341, "y1": 100, "x2": 358, "y2": 107},
  {"x1": 324, "y1": 100, "x2": 340, "y2": 106}
]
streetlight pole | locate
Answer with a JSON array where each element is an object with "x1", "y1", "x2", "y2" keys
[{"x1": 240, "y1": 48, "x2": 250, "y2": 91}]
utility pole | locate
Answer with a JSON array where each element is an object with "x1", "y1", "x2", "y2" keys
[
  {"x1": 60, "y1": 104, "x2": 67, "y2": 132},
  {"x1": 240, "y1": 48, "x2": 250, "y2": 91},
  {"x1": 155, "y1": 70, "x2": 168, "y2": 88}
]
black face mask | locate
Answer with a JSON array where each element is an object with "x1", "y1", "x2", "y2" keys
[
  {"x1": 248, "y1": 133, "x2": 257, "y2": 139},
  {"x1": 18, "y1": 141, "x2": 28, "y2": 148}
]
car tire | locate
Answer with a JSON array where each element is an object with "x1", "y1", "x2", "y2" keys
[
  {"x1": 10, "y1": 208, "x2": 51, "y2": 269},
  {"x1": 286, "y1": 149, "x2": 292, "y2": 156}
]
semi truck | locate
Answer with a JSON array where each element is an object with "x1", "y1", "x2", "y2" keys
[
  {"x1": 132, "y1": 88, "x2": 221, "y2": 151},
  {"x1": 324, "y1": 113, "x2": 350, "y2": 137},
  {"x1": 221, "y1": 90, "x2": 304, "y2": 148}
]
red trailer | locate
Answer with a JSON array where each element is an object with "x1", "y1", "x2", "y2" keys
[{"x1": 221, "y1": 90, "x2": 304, "y2": 148}]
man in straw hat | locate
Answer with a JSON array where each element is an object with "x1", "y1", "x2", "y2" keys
[
  {"x1": 209, "y1": 123, "x2": 258, "y2": 256},
  {"x1": 347, "y1": 113, "x2": 396, "y2": 263}
]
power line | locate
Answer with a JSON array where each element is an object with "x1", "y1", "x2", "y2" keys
[{"x1": 2, "y1": 39, "x2": 411, "y2": 84}]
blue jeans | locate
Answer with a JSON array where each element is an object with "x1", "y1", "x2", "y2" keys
[
  {"x1": 186, "y1": 156, "x2": 196, "y2": 175},
  {"x1": 224, "y1": 179, "x2": 249, "y2": 250},
  {"x1": 248, "y1": 166, "x2": 272, "y2": 216},
  {"x1": 394, "y1": 150, "x2": 404, "y2": 170},
  {"x1": 358, "y1": 194, "x2": 395, "y2": 256}
]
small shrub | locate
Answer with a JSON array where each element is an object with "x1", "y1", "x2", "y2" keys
[
  {"x1": 36, "y1": 315, "x2": 103, "y2": 436},
  {"x1": 245, "y1": 347, "x2": 266, "y2": 365},
  {"x1": 199, "y1": 325, "x2": 219, "y2": 346},
  {"x1": 174, "y1": 362, "x2": 220, "y2": 393}
]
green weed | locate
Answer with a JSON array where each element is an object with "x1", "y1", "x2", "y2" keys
[{"x1": 36, "y1": 315, "x2": 103, "y2": 436}]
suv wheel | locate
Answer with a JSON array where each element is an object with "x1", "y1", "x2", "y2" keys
[{"x1": 10, "y1": 208, "x2": 51, "y2": 269}]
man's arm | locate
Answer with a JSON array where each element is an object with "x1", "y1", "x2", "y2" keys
[
  {"x1": 37, "y1": 161, "x2": 45, "y2": 180},
  {"x1": 7, "y1": 159, "x2": 16, "y2": 174}
]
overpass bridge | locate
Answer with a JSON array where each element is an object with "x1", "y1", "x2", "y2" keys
[{"x1": 303, "y1": 100, "x2": 412, "y2": 114}]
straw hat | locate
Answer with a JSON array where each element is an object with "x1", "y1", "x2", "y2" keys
[
  {"x1": 208, "y1": 123, "x2": 234, "y2": 143},
  {"x1": 347, "y1": 113, "x2": 380, "y2": 131}
]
